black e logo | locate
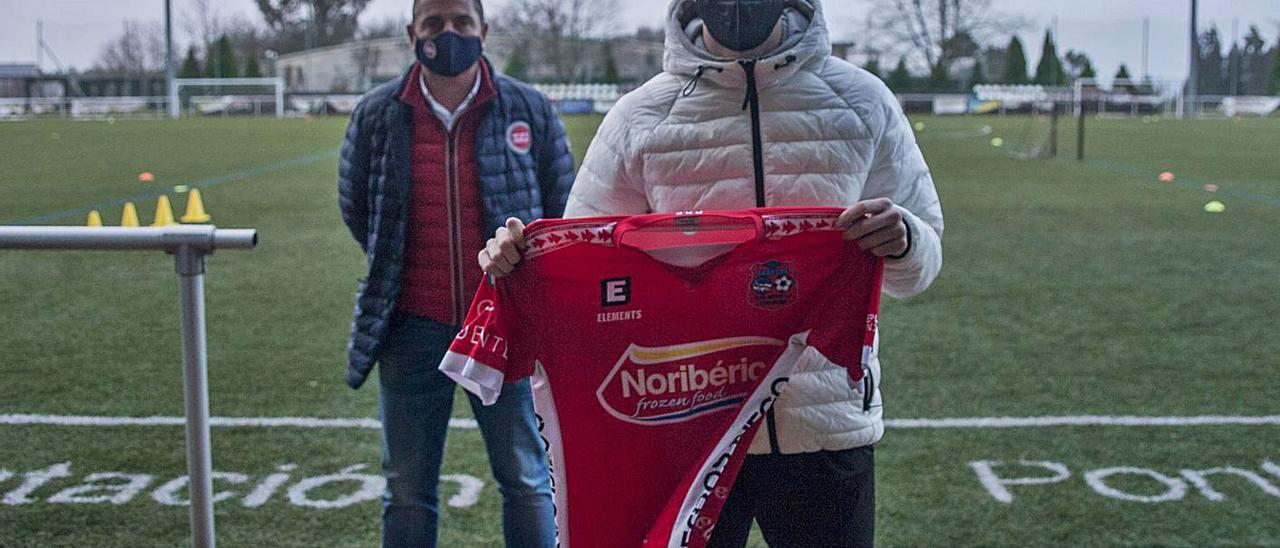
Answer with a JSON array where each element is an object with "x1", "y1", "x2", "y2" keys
[{"x1": 601, "y1": 277, "x2": 631, "y2": 307}]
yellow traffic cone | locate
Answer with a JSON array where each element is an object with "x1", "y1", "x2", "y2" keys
[
  {"x1": 152, "y1": 195, "x2": 177, "y2": 227},
  {"x1": 87, "y1": 210, "x2": 103, "y2": 228},
  {"x1": 180, "y1": 188, "x2": 212, "y2": 223},
  {"x1": 121, "y1": 202, "x2": 140, "y2": 228}
]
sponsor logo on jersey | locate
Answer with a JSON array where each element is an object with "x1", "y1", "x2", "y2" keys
[
  {"x1": 749, "y1": 260, "x2": 796, "y2": 309},
  {"x1": 507, "y1": 121, "x2": 532, "y2": 154},
  {"x1": 601, "y1": 277, "x2": 631, "y2": 307},
  {"x1": 596, "y1": 337, "x2": 785, "y2": 425},
  {"x1": 597, "y1": 309, "x2": 642, "y2": 323}
]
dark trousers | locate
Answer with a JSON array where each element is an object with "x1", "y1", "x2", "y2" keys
[{"x1": 707, "y1": 446, "x2": 876, "y2": 548}]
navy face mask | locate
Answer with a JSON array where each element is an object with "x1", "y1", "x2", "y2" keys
[
  {"x1": 696, "y1": 0, "x2": 786, "y2": 53},
  {"x1": 416, "y1": 31, "x2": 483, "y2": 77}
]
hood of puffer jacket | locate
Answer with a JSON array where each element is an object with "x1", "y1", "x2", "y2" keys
[{"x1": 664, "y1": 0, "x2": 831, "y2": 91}]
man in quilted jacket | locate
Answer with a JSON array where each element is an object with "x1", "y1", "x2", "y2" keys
[
  {"x1": 338, "y1": 0, "x2": 573, "y2": 545},
  {"x1": 481, "y1": 0, "x2": 942, "y2": 546}
]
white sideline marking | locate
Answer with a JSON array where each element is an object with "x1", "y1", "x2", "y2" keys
[
  {"x1": 887, "y1": 416, "x2": 1280, "y2": 428},
  {"x1": 0, "y1": 414, "x2": 477, "y2": 429},
  {"x1": 3, "y1": 413, "x2": 1279, "y2": 430}
]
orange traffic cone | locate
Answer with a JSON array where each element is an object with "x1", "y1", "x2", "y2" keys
[
  {"x1": 152, "y1": 195, "x2": 177, "y2": 227},
  {"x1": 121, "y1": 203, "x2": 140, "y2": 228},
  {"x1": 87, "y1": 210, "x2": 103, "y2": 228},
  {"x1": 180, "y1": 189, "x2": 212, "y2": 223}
]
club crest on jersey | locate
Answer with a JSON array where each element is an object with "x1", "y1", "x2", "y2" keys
[
  {"x1": 507, "y1": 121, "x2": 533, "y2": 154},
  {"x1": 749, "y1": 260, "x2": 797, "y2": 309},
  {"x1": 595, "y1": 337, "x2": 785, "y2": 425}
]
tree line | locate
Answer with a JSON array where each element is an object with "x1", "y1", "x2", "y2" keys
[
  {"x1": 89, "y1": 0, "x2": 1280, "y2": 96},
  {"x1": 859, "y1": 0, "x2": 1280, "y2": 95}
]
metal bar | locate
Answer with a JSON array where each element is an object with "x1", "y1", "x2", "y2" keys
[
  {"x1": 0, "y1": 226, "x2": 256, "y2": 252},
  {"x1": 173, "y1": 78, "x2": 286, "y2": 87},
  {"x1": 0, "y1": 225, "x2": 256, "y2": 548},
  {"x1": 165, "y1": 0, "x2": 177, "y2": 119},
  {"x1": 1077, "y1": 106, "x2": 1086, "y2": 162},
  {"x1": 176, "y1": 246, "x2": 214, "y2": 548},
  {"x1": 1186, "y1": 0, "x2": 1199, "y2": 116}
]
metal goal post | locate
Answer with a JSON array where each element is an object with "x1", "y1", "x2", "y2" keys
[
  {"x1": 168, "y1": 78, "x2": 286, "y2": 119},
  {"x1": 0, "y1": 225, "x2": 259, "y2": 548}
]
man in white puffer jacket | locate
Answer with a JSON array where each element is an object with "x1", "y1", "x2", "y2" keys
[{"x1": 480, "y1": 0, "x2": 942, "y2": 545}]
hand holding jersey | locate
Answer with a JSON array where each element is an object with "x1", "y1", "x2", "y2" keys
[{"x1": 480, "y1": 217, "x2": 527, "y2": 277}]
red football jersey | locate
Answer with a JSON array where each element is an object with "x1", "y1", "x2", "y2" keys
[{"x1": 441, "y1": 207, "x2": 883, "y2": 548}]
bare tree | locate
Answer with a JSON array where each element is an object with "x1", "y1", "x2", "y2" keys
[
  {"x1": 255, "y1": 0, "x2": 374, "y2": 53},
  {"x1": 93, "y1": 21, "x2": 168, "y2": 75},
  {"x1": 861, "y1": 0, "x2": 1023, "y2": 72},
  {"x1": 494, "y1": 0, "x2": 621, "y2": 81}
]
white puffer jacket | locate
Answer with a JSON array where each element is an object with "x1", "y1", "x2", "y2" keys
[{"x1": 565, "y1": 0, "x2": 943, "y2": 454}]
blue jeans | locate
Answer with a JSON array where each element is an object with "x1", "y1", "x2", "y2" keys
[{"x1": 378, "y1": 312, "x2": 555, "y2": 548}]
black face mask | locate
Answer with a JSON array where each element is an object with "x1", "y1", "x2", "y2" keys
[
  {"x1": 696, "y1": 0, "x2": 786, "y2": 53},
  {"x1": 416, "y1": 31, "x2": 484, "y2": 77}
]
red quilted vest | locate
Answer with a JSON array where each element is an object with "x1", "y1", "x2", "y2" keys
[{"x1": 396, "y1": 61, "x2": 497, "y2": 326}]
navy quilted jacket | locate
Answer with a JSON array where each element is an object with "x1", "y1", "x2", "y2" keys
[{"x1": 338, "y1": 61, "x2": 576, "y2": 389}]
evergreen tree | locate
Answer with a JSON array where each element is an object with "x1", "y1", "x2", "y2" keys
[
  {"x1": 504, "y1": 46, "x2": 530, "y2": 82},
  {"x1": 887, "y1": 57, "x2": 913, "y2": 91},
  {"x1": 214, "y1": 35, "x2": 238, "y2": 78},
  {"x1": 862, "y1": 58, "x2": 882, "y2": 79},
  {"x1": 1197, "y1": 26, "x2": 1226, "y2": 95},
  {"x1": 1271, "y1": 46, "x2": 1280, "y2": 94},
  {"x1": 1064, "y1": 50, "x2": 1096, "y2": 81},
  {"x1": 1240, "y1": 25, "x2": 1269, "y2": 94},
  {"x1": 968, "y1": 57, "x2": 986, "y2": 91},
  {"x1": 244, "y1": 53, "x2": 263, "y2": 78},
  {"x1": 178, "y1": 46, "x2": 202, "y2": 79},
  {"x1": 1002, "y1": 36, "x2": 1029, "y2": 84},
  {"x1": 1114, "y1": 64, "x2": 1140, "y2": 93},
  {"x1": 927, "y1": 61, "x2": 954, "y2": 92},
  {"x1": 1033, "y1": 30, "x2": 1065, "y2": 86},
  {"x1": 602, "y1": 44, "x2": 621, "y2": 84}
]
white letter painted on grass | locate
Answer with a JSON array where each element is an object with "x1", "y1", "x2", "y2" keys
[
  {"x1": 151, "y1": 472, "x2": 249, "y2": 506},
  {"x1": 0, "y1": 470, "x2": 12, "y2": 485},
  {"x1": 2, "y1": 462, "x2": 72, "y2": 505},
  {"x1": 1261, "y1": 460, "x2": 1280, "y2": 481},
  {"x1": 441, "y1": 474, "x2": 484, "y2": 508},
  {"x1": 242, "y1": 464, "x2": 296, "y2": 508},
  {"x1": 1179, "y1": 467, "x2": 1280, "y2": 501},
  {"x1": 287, "y1": 465, "x2": 385, "y2": 509},
  {"x1": 1084, "y1": 467, "x2": 1186, "y2": 503},
  {"x1": 48, "y1": 473, "x2": 154, "y2": 505},
  {"x1": 969, "y1": 460, "x2": 1070, "y2": 503}
]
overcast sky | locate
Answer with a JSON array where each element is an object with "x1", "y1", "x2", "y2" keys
[{"x1": 1, "y1": 0, "x2": 1277, "y2": 83}]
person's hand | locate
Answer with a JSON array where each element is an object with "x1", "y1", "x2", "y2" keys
[
  {"x1": 479, "y1": 217, "x2": 527, "y2": 278},
  {"x1": 836, "y1": 198, "x2": 909, "y2": 258}
]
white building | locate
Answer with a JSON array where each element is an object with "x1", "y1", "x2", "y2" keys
[{"x1": 276, "y1": 32, "x2": 665, "y2": 93}]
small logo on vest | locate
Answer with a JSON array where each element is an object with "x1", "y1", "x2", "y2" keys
[{"x1": 507, "y1": 121, "x2": 533, "y2": 155}]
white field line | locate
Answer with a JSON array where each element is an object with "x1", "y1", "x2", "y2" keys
[
  {"x1": 0, "y1": 414, "x2": 477, "y2": 429},
  {"x1": 3, "y1": 413, "x2": 1279, "y2": 430}
]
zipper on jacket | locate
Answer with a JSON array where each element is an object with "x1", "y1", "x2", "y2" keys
[
  {"x1": 862, "y1": 367, "x2": 875, "y2": 412},
  {"x1": 739, "y1": 59, "x2": 767, "y2": 209},
  {"x1": 445, "y1": 130, "x2": 465, "y2": 327}
]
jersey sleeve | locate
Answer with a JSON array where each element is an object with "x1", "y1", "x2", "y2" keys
[
  {"x1": 439, "y1": 277, "x2": 530, "y2": 405},
  {"x1": 805, "y1": 254, "x2": 885, "y2": 385}
]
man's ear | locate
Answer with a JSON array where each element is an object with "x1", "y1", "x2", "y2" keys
[
  {"x1": 406, "y1": 24, "x2": 416, "y2": 48},
  {"x1": 481, "y1": 22, "x2": 490, "y2": 43}
]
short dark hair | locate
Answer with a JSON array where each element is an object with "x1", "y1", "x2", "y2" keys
[{"x1": 413, "y1": 0, "x2": 485, "y2": 23}]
